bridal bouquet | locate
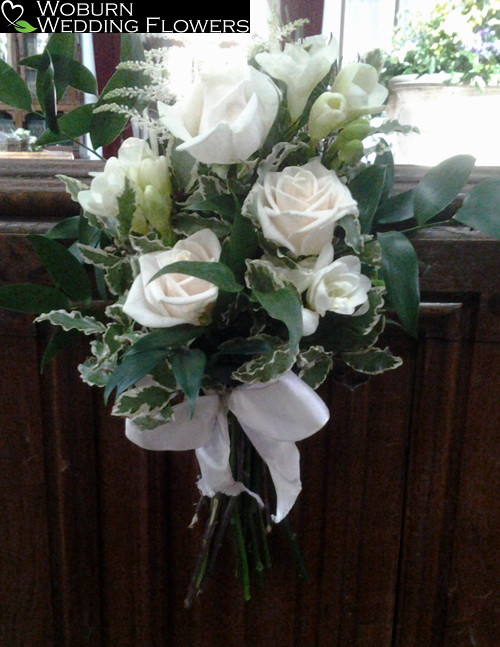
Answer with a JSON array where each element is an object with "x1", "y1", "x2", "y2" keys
[{"x1": 0, "y1": 25, "x2": 499, "y2": 605}]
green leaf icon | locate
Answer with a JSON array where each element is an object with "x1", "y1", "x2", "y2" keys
[{"x1": 15, "y1": 20, "x2": 37, "y2": 32}]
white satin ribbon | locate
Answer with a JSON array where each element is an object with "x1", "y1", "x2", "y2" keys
[{"x1": 125, "y1": 371, "x2": 330, "y2": 523}]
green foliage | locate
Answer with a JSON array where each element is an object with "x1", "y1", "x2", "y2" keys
[
  {"x1": 377, "y1": 231, "x2": 420, "y2": 338},
  {"x1": 0, "y1": 60, "x2": 32, "y2": 111},
  {"x1": 27, "y1": 235, "x2": 93, "y2": 302},
  {"x1": 171, "y1": 348, "x2": 207, "y2": 416},
  {"x1": 454, "y1": 178, "x2": 500, "y2": 239},
  {"x1": 0, "y1": 284, "x2": 71, "y2": 313},
  {"x1": 382, "y1": 0, "x2": 500, "y2": 86}
]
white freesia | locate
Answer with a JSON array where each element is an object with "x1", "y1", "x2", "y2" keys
[
  {"x1": 250, "y1": 158, "x2": 358, "y2": 256},
  {"x1": 306, "y1": 254, "x2": 371, "y2": 316},
  {"x1": 158, "y1": 65, "x2": 280, "y2": 165},
  {"x1": 331, "y1": 62, "x2": 388, "y2": 119},
  {"x1": 256, "y1": 36, "x2": 338, "y2": 121},
  {"x1": 308, "y1": 91, "x2": 347, "y2": 143},
  {"x1": 77, "y1": 138, "x2": 171, "y2": 235},
  {"x1": 123, "y1": 229, "x2": 221, "y2": 328}
]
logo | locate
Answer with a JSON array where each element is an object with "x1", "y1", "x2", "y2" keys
[{"x1": 1, "y1": 0, "x2": 37, "y2": 31}]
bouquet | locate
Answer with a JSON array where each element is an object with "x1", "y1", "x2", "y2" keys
[{"x1": 0, "y1": 24, "x2": 499, "y2": 606}]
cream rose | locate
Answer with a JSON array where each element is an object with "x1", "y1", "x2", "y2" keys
[
  {"x1": 250, "y1": 158, "x2": 359, "y2": 257},
  {"x1": 123, "y1": 229, "x2": 222, "y2": 328},
  {"x1": 256, "y1": 36, "x2": 338, "y2": 121},
  {"x1": 331, "y1": 63, "x2": 388, "y2": 119},
  {"x1": 77, "y1": 138, "x2": 171, "y2": 236},
  {"x1": 306, "y1": 255, "x2": 371, "y2": 316},
  {"x1": 158, "y1": 65, "x2": 280, "y2": 165}
]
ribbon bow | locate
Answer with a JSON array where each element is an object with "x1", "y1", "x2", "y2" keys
[{"x1": 125, "y1": 371, "x2": 330, "y2": 523}]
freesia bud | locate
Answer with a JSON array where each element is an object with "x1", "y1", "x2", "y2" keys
[{"x1": 309, "y1": 92, "x2": 347, "y2": 144}]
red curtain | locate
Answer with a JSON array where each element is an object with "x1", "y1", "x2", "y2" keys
[{"x1": 281, "y1": 0, "x2": 325, "y2": 36}]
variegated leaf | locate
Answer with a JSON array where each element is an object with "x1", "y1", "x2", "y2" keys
[{"x1": 35, "y1": 309, "x2": 106, "y2": 335}]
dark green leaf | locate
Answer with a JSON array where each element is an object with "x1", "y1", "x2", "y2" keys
[
  {"x1": 0, "y1": 284, "x2": 71, "y2": 313},
  {"x1": 64, "y1": 60, "x2": 98, "y2": 95},
  {"x1": 120, "y1": 33, "x2": 145, "y2": 63},
  {"x1": 104, "y1": 349, "x2": 170, "y2": 402},
  {"x1": 374, "y1": 147, "x2": 395, "y2": 201},
  {"x1": 378, "y1": 231, "x2": 420, "y2": 338},
  {"x1": 171, "y1": 348, "x2": 207, "y2": 416},
  {"x1": 21, "y1": 54, "x2": 97, "y2": 99},
  {"x1": 45, "y1": 216, "x2": 80, "y2": 240},
  {"x1": 36, "y1": 51, "x2": 58, "y2": 132},
  {"x1": 349, "y1": 164, "x2": 387, "y2": 233},
  {"x1": 28, "y1": 235, "x2": 92, "y2": 302},
  {"x1": 218, "y1": 338, "x2": 275, "y2": 355},
  {"x1": 374, "y1": 189, "x2": 415, "y2": 226},
  {"x1": 222, "y1": 198, "x2": 259, "y2": 281},
  {"x1": 413, "y1": 155, "x2": 475, "y2": 225},
  {"x1": 149, "y1": 261, "x2": 243, "y2": 293},
  {"x1": 41, "y1": 328, "x2": 82, "y2": 372},
  {"x1": 125, "y1": 325, "x2": 203, "y2": 356},
  {"x1": 46, "y1": 33, "x2": 76, "y2": 59},
  {"x1": 253, "y1": 287, "x2": 303, "y2": 348},
  {"x1": 0, "y1": 60, "x2": 32, "y2": 111},
  {"x1": 453, "y1": 179, "x2": 500, "y2": 240},
  {"x1": 185, "y1": 194, "x2": 237, "y2": 218}
]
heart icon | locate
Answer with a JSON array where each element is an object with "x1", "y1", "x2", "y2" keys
[{"x1": 1, "y1": 0, "x2": 24, "y2": 26}]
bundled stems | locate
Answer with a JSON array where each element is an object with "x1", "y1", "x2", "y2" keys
[{"x1": 184, "y1": 415, "x2": 309, "y2": 606}]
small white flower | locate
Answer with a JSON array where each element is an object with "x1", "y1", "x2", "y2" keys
[
  {"x1": 158, "y1": 65, "x2": 280, "y2": 165},
  {"x1": 332, "y1": 63, "x2": 388, "y2": 119},
  {"x1": 123, "y1": 229, "x2": 221, "y2": 328},
  {"x1": 306, "y1": 255, "x2": 371, "y2": 316},
  {"x1": 77, "y1": 138, "x2": 171, "y2": 235},
  {"x1": 256, "y1": 36, "x2": 338, "y2": 121},
  {"x1": 308, "y1": 91, "x2": 347, "y2": 143}
]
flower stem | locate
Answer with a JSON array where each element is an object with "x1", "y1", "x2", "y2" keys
[
  {"x1": 232, "y1": 501, "x2": 251, "y2": 601},
  {"x1": 282, "y1": 518, "x2": 310, "y2": 582},
  {"x1": 184, "y1": 494, "x2": 221, "y2": 608}
]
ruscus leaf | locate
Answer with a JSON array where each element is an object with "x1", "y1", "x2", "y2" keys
[{"x1": 377, "y1": 231, "x2": 420, "y2": 338}]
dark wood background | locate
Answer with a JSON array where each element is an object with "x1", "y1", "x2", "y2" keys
[{"x1": 0, "y1": 161, "x2": 499, "y2": 646}]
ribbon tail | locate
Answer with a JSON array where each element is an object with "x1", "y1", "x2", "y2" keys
[
  {"x1": 229, "y1": 371, "x2": 330, "y2": 523},
  {"x1": 196, "y1": 409, "x2": 263, "y2": 506},
  {"x1": 238, "y1": 423, "x2": 301, "y2": 524}
]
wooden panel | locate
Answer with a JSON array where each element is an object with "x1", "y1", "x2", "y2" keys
[
  {"x1": 0, "y1": 316, "x2": 54, "y2": 647},
  {"x1": 1, "y1": 215, "x2": 500, "y2": 646}
]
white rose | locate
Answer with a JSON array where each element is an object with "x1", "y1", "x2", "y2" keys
[
  {"x1": 77, "y1": 138, "x2": 171, "y2": 236},
  {"x1": 331, "y1": 63, "x2": 388, "y2": 119},
  {"x1": 251, "y1": 158, "x2": 359, "y2": 256},
  {"x1": 123, "y1": 229, "x2": 222, "y2": 328},
  {"x1": 306, "y1": 255, "x2": 371, "y2": 316},
  {"x1": 158, "y1": 65, "x2": 280, "y2": 165},
  {"x1": 256, "y1": 36, "x2": 338, "y2": 121}
]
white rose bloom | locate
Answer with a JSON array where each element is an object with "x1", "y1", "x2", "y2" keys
[
  {"x1": 158, "y1": 65, "x2": 280, "y2": 165},
  {"x1": 331, "y1": 63, "x2": 388, "y2": 118},
  {"x1": 307, "y1": 255, "x2": 371, "y2": 316},
  {"x1": 77, "y1": 138, "x2": 171, "y2": 235},
  {"x1": 256, "y1": 36, "x2": 338, "y2": 121},
  {"x1": 251, "y1": 158, "x2": 358, "y2": 256},
  {"x1": 123, "y1": 229, "x2": 222, "y2": 328}
]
